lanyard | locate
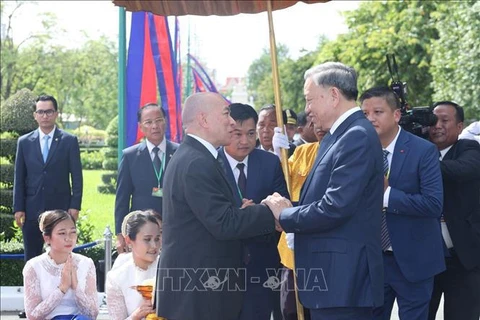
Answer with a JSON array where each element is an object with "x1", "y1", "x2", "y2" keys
[{"x1": 152, "y1": 151, "x2": 166, "y2": 187}]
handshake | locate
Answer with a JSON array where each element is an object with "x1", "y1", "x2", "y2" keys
[{"x1": 262, "y1": 192, "x2": 293, "y2": 232}]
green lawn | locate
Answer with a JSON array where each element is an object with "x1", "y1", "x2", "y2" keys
[{"x1": 82, "y1": 170, "x2": 115, "y2": 240}]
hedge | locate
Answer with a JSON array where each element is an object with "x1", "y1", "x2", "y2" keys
[
  {"x1": 0, "y1": 213, "x2": 16, "y2": 241},
  {"x1": 0, "y1": 139, "x2": 17, "y2": 161},
  {"x1": 80, "y1": 150, "x2": 104, "y2": 170},
  {"x1": 0, "y1": 163, "x2": 14, "y2": 186},
  {"x1": 101, "y1": 172, "x2": 117, "y2": 185},
  {"x1": 102, "y1": 158, "x2": 118, "y2": 171},
  {"x1": 0, "y1": 88, "x2": 37, "y2": 135},
  {"x1": 0, "y1": 189, "x2": 14, "y2": 209}
]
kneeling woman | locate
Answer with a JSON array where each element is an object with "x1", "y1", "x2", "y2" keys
[
  {"x1": 22, "y1": 209, "x2": 99, "y2": 320},
  {"x1": 106, "y1": 210, "x2": 162, "y2": 320}
]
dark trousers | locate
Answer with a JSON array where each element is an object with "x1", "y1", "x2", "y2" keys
[
  {"x1": 238, "y1": 282, "x2": 282, "y2": 320},
  {"x1": 280, "y1": 267, "x2": 310, "y2": 320},
  {"x1": 309, "y1": 307, "x2": 372, "y2": 320},
  {"x1": 428, "y1": 252, "x2": 480, "y2": 320},
  {"x1": 373, "y1": 253, "x2": 434, "y2": 320},
  {"x1": 22, "y1": 219, "x2": 44, "y2": 261}
]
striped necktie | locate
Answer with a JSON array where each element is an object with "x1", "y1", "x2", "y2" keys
[{"x1": 381, "y1": 149, "x2": 391, "y2": 251}]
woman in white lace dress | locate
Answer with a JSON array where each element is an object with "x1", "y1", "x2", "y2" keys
[
  {"x1": 106, "y1": 210, "x2": 162, "y2": 320},
  {"x1": 22, "y1": 209, "x2": 99, "y2": 320}
]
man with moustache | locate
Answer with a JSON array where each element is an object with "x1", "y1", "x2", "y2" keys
[
  {"x1": 263, "y1": 62, "x2": 385, "y2": 320},
  {"x1": 156, "y1": 93, "x2": 278, "y2": 320},
  {"x1": 360, "y1": 87, "x2": 444, "y2": 320},
  {"x1": 428, "y1": 101, "x2": 480, "y2": 320},
  {"x1": 114, "y1": 103, "x2": 178, "y2": 253}
]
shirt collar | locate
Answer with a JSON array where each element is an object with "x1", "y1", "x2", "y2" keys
[
  {"x1": 329, "y1": 107, "x2": 361, "y2": 134},
  {"x1": 224, "y1": 149, "x2": 249, "y2": 172},
  {"x1": 187, "y1": 134, "x2": 218, "y2": 159},
  {"x1": 384, "y1": 126, "x2": 402, "y2": 154},
  {"x1": 145, "y1": 137, "x2": 166, "y2": 154},
  {"x1": 439, "y1": 145, "x2": 454, "y2": 160},
  {"x1": 38, "y1": 127, "x2": 56, "y2": 140}
]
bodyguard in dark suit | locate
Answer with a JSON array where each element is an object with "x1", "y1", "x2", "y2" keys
[
  {"x1": 14, "y1": 95, "x2": 83, "y2": 261},
  {"x1": 114, "y1": 103, "x2": 178, "y2": 253},
  {"x1": 264, "y1": 62, "x2": 385, "y2": 320},
  {"x1": 156, "y1": 93, "x2": 277, "y2": 320},
  {"x1": 428, "y1": 102, "x2": 480, "y2": 320},
  {"x1": 218, "y1": 103, "x2": 289, "y2": 320},
  {"x1": 361, "y1": 87, "x2": 445, "y2": 320}
]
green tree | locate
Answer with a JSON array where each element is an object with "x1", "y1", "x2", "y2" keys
[
  {"x1": 315, "y1": 1, "x2": 440, "y2": 107},
  {"x1": 246, "y1": 44, "x2": 289, "y2": 108},
  {"x1": 430, "y1": 0, "x2": 480, "y2": 120}
]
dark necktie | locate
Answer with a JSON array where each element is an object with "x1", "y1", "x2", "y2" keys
[
  {"x1": 152, "y1": 146, "x2": 161, "y2": 173},
  {"x1": 381, "y1": 149, "x2": 391, "y2": 251},
  {"x1": 237, "y1": 163, "x2": 247, "y2": 197}
]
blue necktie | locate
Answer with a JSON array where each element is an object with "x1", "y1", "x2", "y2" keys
[
  {"x1": 381, "y1": 149, "x2": 391, "y2": 251},
  {"x1": 42, "y1": 135, "x2": 50, "y2": 163}
]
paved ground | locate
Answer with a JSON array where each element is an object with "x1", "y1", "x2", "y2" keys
[{"x1": 0, "y1": 300, "x2": 445, "y2": 320}]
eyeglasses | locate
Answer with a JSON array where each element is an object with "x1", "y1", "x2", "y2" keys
[
  {"x1": 35, "y1": 109, "x2": 56, "y2": 117},
  {"x1": 142, "y1": 118, "x2": 165, "y2": 127}
]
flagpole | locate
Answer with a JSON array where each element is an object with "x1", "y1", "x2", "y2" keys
[
  {"x1": 118, "y1": 7, "x2": 126, "y2": 161},
  {"x1": 185, "y1": 19, "x2": 192, "y2": 98},
  {"x1": 267, "y1": 5, "x2": 302, "y2": 320}
]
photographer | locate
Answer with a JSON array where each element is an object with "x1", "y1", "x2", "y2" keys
[
  {"x1": 360, "y1": 86, "x2": 445, "y2": 320},
  {"x1": 428, "y1": 102, "x2": 480, "y2": 320}
]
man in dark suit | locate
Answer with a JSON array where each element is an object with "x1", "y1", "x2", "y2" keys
[
  {"x1": 14, "y1": 95, "x2": 83, "y2": 261},
  {"x1": 360, "y1": 87, "x2": 445, "y2": 320},
  {"x1": 218, "y1": 102, "x2": 289, "y2": 320},
  {"x1": 264, "y1": 62, "x2": 385, "y2": 320},
  {"x1": 114, "y1": 103, "x2": 178, "y2": 253},
  {"x1": 293, "y1": 111, "x2": 317, "y2": 147},
  {"x1": 156, "y1": 92, "x2": 277, "y2": 320},
  {"x1": 428, "y1": 101, "x2": 480, "y2": 320}
]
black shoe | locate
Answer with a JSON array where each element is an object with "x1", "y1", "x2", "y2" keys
[{"x1": 18, "y1": 311, "x2": 26, "y2": 318}]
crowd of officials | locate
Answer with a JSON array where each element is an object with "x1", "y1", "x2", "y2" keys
[{"x1": 13, "y1": 61, "x2": 480, "y2": 320}]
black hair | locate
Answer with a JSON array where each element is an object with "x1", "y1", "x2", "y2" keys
[
  {"x1": 229, "y1": 103, "x2": 258, "y2": 125},
  {"x1": 124, "y1": 210, "x2": 161, "y2": 241},
  {"x1": 38, "y1": 210, "x2": 76, "y2": 237},
  {"x1": 431, "y1": 101, "x2": 464, "y2": 123},
  {"x1": 137, "y1": 103, "x2": 167, "y2": 122},
  {"x1": 297, "y1": 111, "x2": 308, "y2": 127},
  {"x1": 359, "y1": 86, "x2": 401, "y2": 111},
  {"x1": 35, "y1": 95, "x2": 58, "y2": 111}
]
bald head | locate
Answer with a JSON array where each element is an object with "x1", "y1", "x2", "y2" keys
[{"x1": 182, "y1": 92, "x2": 235, "y2": 148}]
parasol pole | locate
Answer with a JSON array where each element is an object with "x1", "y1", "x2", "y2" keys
[
  {"x1": 267, "y1": 2, "x2": 303, "y2": 320},
  {"x1": 266, "y1": 0, "x2": 290, "y2": 188}
]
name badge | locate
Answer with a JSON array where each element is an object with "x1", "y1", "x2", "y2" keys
[{"x1": 152, "y1": 187, "x2": 163, "y2": 198}]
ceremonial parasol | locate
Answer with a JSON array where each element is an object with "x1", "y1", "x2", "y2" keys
[{"x1": 111, "y1": 1, "x2": 329, "y2": 318}]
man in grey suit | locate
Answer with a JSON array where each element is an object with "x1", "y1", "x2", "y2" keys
[
  {"x1": 114, "y1": 103, "x2": 178, "y2": 253},
  {"x1": 14, "y1": 95, "x2": 83, "y2": 261},
  {"x1": 156, "y1": 92, "x2": 277, "y2": 320}
]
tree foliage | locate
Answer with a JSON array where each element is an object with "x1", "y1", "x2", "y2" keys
[
  {"x1": 1, "y1": 2, "x2": 118, "y2": 129},
  {"x1": 316, "y1": 1, "x2": 439, "y2": 107},
  {"x1": 430, "y1": 0, "x2": 480, "y2": 120}
]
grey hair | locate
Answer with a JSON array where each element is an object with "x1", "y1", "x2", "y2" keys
[{"x1": 304, "y1": 62, "x2": 358, "y2": 101}]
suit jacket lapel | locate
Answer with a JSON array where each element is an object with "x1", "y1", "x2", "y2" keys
[
  {"x1": 45, "y1": 129, "x2": 61, "y2": 165},
  {"x1": 299, "y1": 110, "x2": 364, "y2": 204},
  {"x1": 218, "y1": 148, "x2": 242, "y2": 206},
  {"x1": 389, "y1": 129, "x2": 409, "y2": 186},
  {"x1": 28, "y1": 130, "x2": 43, "y2": 164},
  {"x1": 184, "y1": 137, "x2": 236, "y2": 201},
  {"x1": 245, "y1": 151, "x2": 260, "y2": 201}
]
